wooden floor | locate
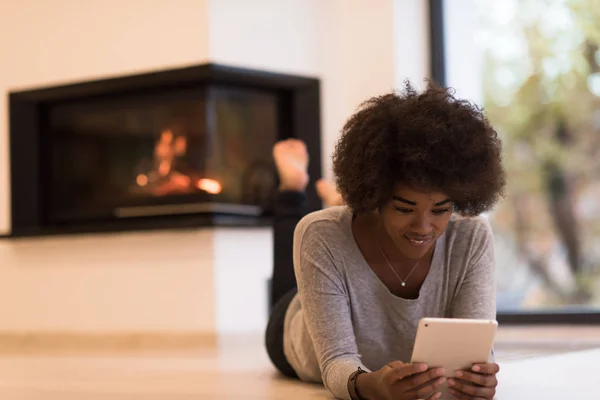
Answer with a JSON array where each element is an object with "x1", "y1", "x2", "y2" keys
[{"x1": 0, "y1": 326, "x2": 598, "y2": 400}]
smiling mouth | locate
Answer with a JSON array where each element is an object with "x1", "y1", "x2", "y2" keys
[{"x1": 404, "y1": 236, "x2": 432, "y2": 246}]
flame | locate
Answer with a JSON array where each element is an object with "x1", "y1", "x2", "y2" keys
[
  {"x1": 173, "y1": 174, "x2": 191, "y2": 187},
  {"x1": 136, "y1": 128, "x2": 197, "y2": 195},
  {"x1": 136, "y1": 174, "x2": 149, "y2": 187},
  {"x1": 158, "y1": 160, "x2": 171, "y2": 177},
  {"x1": 161, "y1": 129, "x2": 173, "y2": 144},
  {"x1": 196, "y1": 178, "x2": 222, "y2": 194},
  {"x1": 174, "y1": 136, "x2": 187, "y2": 156}
]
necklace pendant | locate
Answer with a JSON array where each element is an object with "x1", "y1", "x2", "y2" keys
[{"x1": 401, "y1": 282, "x2": 406, "y2": 287}]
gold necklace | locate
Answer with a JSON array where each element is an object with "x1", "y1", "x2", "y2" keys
[{"x1": 373, "y1": 223, "x2": 424, "y2": 288}]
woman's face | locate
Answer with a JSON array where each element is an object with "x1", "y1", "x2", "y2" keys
[{"x1": 378, "y1": 184, "x2": 453, "y2": 260}]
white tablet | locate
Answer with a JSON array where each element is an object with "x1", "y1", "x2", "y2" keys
[{"x1": 410, "y1": 317, "x2": 498, "y2": 377}]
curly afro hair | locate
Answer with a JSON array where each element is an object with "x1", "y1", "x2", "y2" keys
[{"x1": 332, "y1": 81, "x2": 506, "y2": 217}]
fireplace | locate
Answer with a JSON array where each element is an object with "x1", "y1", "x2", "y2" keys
[{"x1": 8, "y1": 64, "x2": 322, "y2": 237}]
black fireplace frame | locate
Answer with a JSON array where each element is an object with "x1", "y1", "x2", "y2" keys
[{"x1": 7, "y1": 63, "x2": 322, "y2": 237}]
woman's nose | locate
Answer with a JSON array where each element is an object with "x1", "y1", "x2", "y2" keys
[{"x1": 410, "y1": 214, "x2": 431, "y2": 234}]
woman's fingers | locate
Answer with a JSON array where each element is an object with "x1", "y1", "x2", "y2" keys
[
  {"x1": 448, "y1": 387, "x2": 487, "y2": 400},
  {"x1": 383, "y1": 362, "x2": 446, "y2": 400},
  {"x1": 406, "y1": 375, "x2": 446, "y2": 399},
  {"x1": 471, "y1": 363, "x2": 500, "y2": 374},
  {"x1": 455, "y1": 370, "x2": 498, "y2": 387},
  {"x1": 385, "y1": 362, "x2": 428, "y2": 382},
  {"x1": 405, "y1": 367, "x2": 446, "y2": 389},
  {"x1": 448, "y1": 377, "x2": 496, "y2": 399}
]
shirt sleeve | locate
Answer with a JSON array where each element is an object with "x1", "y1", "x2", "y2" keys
[
  {"x1": 449, "y1": 217, "x2": 497, "y2": 362},
  {"x1": 293, "y1": 221, "x2": 369, "y2": 400}
]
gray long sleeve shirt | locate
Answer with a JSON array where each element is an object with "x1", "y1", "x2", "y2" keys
[{"x1": 283, "y1": 206, "x2": 496, "y2": 400}]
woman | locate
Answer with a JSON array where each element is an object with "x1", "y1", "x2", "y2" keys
[{"x1": 266, "y1": 83, "x2": 506, "y2": 400}]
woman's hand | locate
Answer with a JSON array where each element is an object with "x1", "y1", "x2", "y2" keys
[
  {"x1": 356, "y1": 361, "x2": 447, "y2": 400},
  {"x1": 447, "y1": 363, "x2": 499, "y2": 400}
]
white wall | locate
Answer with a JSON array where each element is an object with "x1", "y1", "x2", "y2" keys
[
  {"x1": 0, "y1": 0, "x2": 428, "y2": 335},
  {"x1": 0, "y1": 230, "x2": 216, "y2": 332},
  {"x1": 394, "y1": 0, "x2": 431, "y2": 92},
  {"x1": 317, "y1": 0, "x2": 397, "y2": 181},
  {"x1": 208, "y1": 0, "x2": 323, "y2": 77},
  {"x1": 214, "y1": 228, "x2": 272, "y2": 333}
]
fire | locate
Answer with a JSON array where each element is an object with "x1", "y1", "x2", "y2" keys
[
  {"x1": 174, "y1": 136, "x2": 187, "y2": 156},
  {"x1": 172, "y1": 174, "x2": 191, "y2": 187},
  {"x1": 161, "y1": 129, "x2": 173, "y2": 144},
  {"x1": 158, "y1": 160, "x2": 171, "y2": 176},
  {"x1": 196, "y1": 178, "x2": 222, "y2": 194},
  {"x1": 134, "y1": 128, "x2": 222, "y2": 197},
  {"x1": 136, "y1": 174, "x2": 149, "y2": 186}
]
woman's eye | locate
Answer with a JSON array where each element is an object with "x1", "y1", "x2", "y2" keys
[
  {"x1": 395, "y1": 207, "x2": 413, "y2": 214},
  {"x1": 432, "y1": 208, "x2": 451, "y2": 215}
]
